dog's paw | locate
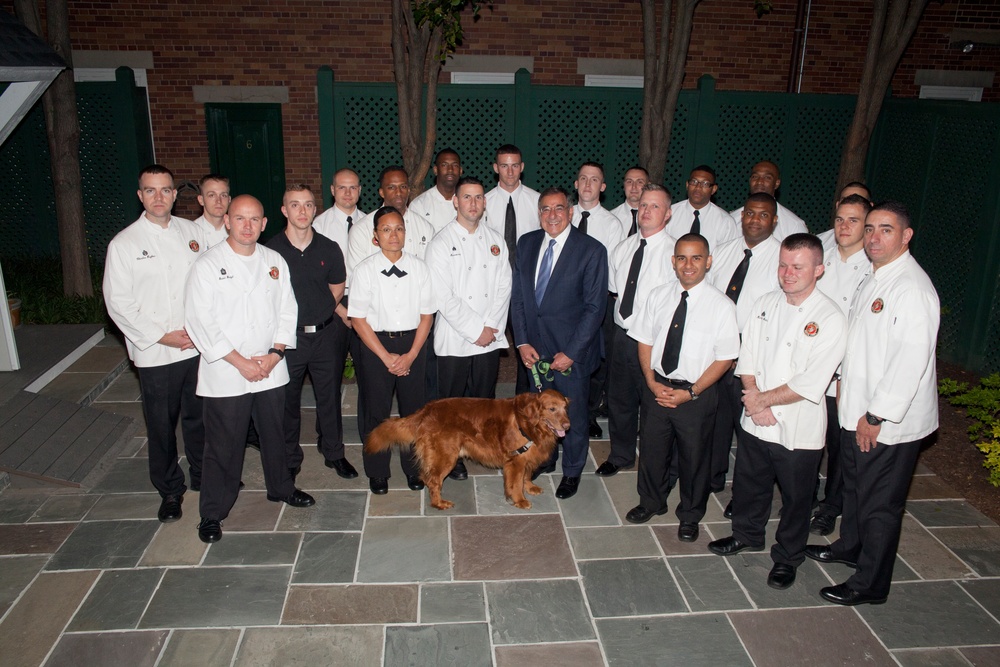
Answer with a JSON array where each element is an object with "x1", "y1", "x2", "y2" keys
[
  {"x1": 525, "y1": 483, "x2": 543, "y2": 496},
  {"x1": 431, "y1": 499, "x2": 455, "y2": 510},
  {"x1": 511, "y1": 498, "x2": 532, "y2": 509}
]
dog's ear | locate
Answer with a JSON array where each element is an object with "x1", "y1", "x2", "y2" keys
[{"x1": 515, "y1": 392, "x2": 541, "y2": 424}]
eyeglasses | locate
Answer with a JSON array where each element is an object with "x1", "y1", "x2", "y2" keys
[
  {"x1": 687, "y1": 179, "x2": 715, "y2": 188},
  {"x1": 539, "y1": 205, "x2": 568, "y2": 215}
]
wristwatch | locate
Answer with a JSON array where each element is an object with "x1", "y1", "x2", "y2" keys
[
  {"x1": 268, "y1": 347, "x2": 285, "y2": 359},
  {"x1": 865, "y1": 412, "x2": 884, "y2": 426},
  {"x1": 688, "y1": 387, "x2": 699, "y2": 401}
]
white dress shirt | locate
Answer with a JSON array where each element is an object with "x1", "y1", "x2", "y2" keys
[
  {"x1": 534, "y1": 224, "x2": 572, "y2": 285},
  {"x1": 817, "y1": 228, "x2": 836, "y2": 252},
  {"x1": 817, "y1": 245, "x2": 871, "y2": 397},
  {"x1": 191, "y1": 215, "x2": 229, "y2": 249},
  {"x1": 313, "y1": 205, "x2": 365, "y2": 262},
  {"x1": 707, "y1": 235, "x2": 782, "y2": 332},
  {"x1": 839, "y1": 251, "x2": 939, "y2": 444},
  {"x1": 669, "y1": 200, "x2": 740, "y2": 254},
  {"x1": 730, "y1": 201, "x2": 808, "y2": 242},
  {"x1": 426, "y1": 221, "x2": 511, "y2": 357},
  {"x1": 184, "y1": 242, "x2": 297, "y2": 397},
  {"x1": 409, "y1": 187, "x2": 458, "y2": 233},
  {"x1": 736, "y1": 289, "x2": 847, "y2": 450},
  {"x1": 573, "y1": 204, "x2": 626, "y2": 256},
  {"x1": 608, "y1": 227, "x2": 677, "y2": 330},
  {"x1": 346, "y1": 207, "x2": 435, "y2": 273},
  {"x1": 629, "y1": 279, "x2": 740, "y2": 382},
  {"x1": 348, "y1": 252, "x2": 436, "y2": 331},
  {"x1": 103, "y1": 215, "x2": 207, "y2": 368},
  {"x1": 610, "y1": 202, "x2": 638, "y2": 235},
  {"x1": 484, "y1": 182, "x2": 540, "y2": 241}
]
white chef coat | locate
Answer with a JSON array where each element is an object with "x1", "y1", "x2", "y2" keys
[
  {"x1": 348, "y1": 252, "x2": 436, "y2": 331},
  {"x1": 839, "y1": 251, "x2": 939, "y2": 444},
  {"x1": 184, "y1": 241, "x2": 297, "y2": 397},
  {"x1": 708, "y1": 234, "x2": 782, "y2": 332},
  {"x1": 409, "y1": 187, "x2": 458, "y2": 233},
  {"x1": 346, "y1": 206, "x2": 435, "y2": 273},
  {"x1": 629, "y1": 279, "x2": 740, "y2": 381},
  {"x1": 608, "y1": 227, "x2": 678, "y2": 330},
  {"x1": 191, "y1": 215, "x2": 229, "y2": 249},
  {"x1": 103, "y1": 214, "x2": 207, "y2": 368},
  {"x1": 484, "y1": 182, "x2": 540, "y2": 241},
  {"x1": 730, "y1": 201, "x2": 808, "y2": 242},
  {"x1": 669, "y1": 200, "x2": 740, "y2": 254},
  {"x1": 313, "y1": 205, "x2": 365, "y2": 262},
  {"x1": 817, "y1": 245, "x2": 871, "y2": 398},
  {"x1": 426, "y1": 221, "x2": 511, "y2": 356},
  {"x1": 817, "y1": 228, "x2": 836, "y2": 252},
  {"x1": 610, "y1": 201, "x2": 638, "y2": 234},
  {"x1": 736, "y1": 289, "x2": 847, "y2": 450}
]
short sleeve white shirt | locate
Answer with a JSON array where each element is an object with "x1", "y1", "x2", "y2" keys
[
  {"x1": 484, "y1": 183, "x2": 540, "y2": 241},
  {"x1": 707, "y1": 235, "x2": 782, "y2": 333},
  {"x1": 608, "y1": 227, "x2": 678, "y2": 330},
  {"x1": 348, "y1": 252, "x2": 436, "y2": 331}
]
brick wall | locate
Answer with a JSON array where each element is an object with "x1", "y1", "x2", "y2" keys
[{"x1": 6, "y1": 0, "x2": 998, "y2": 202}]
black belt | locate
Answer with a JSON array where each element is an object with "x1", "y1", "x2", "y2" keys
[
  {"x1": 297, "y1": 314, "x2": 335, "y2": 334},
  {"x1": 376, "y1": 329, "x2": 415, "y2": 338},
  {"x1": 658, "y1": 375, "x2": 693, "y2": 389}
]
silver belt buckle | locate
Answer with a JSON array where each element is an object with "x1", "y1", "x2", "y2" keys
[{"x1": 304, "y1": 325, "x2": 317, "y2": 333}]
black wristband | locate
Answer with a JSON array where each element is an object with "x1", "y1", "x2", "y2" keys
[{"x1": 268, "y1": 347, "x2": 285, "y2": 359}]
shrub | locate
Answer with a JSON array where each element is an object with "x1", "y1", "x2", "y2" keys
[{"x1": 939, "y1": 374, "x2": 1000, "y2": 487}]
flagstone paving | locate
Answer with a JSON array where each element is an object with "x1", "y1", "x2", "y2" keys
[{"x1": 1, "y1": 371, "x2": 1000, "y2": 666}]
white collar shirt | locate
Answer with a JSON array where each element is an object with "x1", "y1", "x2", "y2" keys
[
  {"x1": 484, "y1": 182, "x2": 540, "y2": 241},
  {"x1": 817, "y1": 228, "x2": 837, "y2": 252},
  {"x1": 347, "y1": 252, "x2": 436, "y2": 332},
  {"x1": 573, "y1": 204, "x2": 626, "y2": 255},
  {"x1": 346, "y1": 206, "x2": 435, "y2": 273},
  {"x1": 839, "y1": 251, "x2": 940, "y2": 444},
  {"x1": 735, "y1": 289, "x2": 847, "y2": 450},
  {"x1": 426, "y1": 221, "x2": 511, "y2": 356},
  {"x1": 670, "y1": 200, "x2": 740, "y2": 253},
  {"x1": 103, "y1": 215, "x2": 207, "y2": 367},
  {"x1": 629, "y1": 279, "x2": 740, "y2": 381},
  {"x1": 409, "y1": 187, "x2": 458, "y2": 233},
  {"x1": 313, "y1": 205, "x2": 364, "y2": 263},
  {"x1": 707, "y1": 234, "x2": 782, "y2": 333},
  {"x1": 817, "y1": 245, "x2": 871, "y2": 397},
  {"x1": 608, "y1": 227, "x2": 678, "y2": 330},
  {"x1": 729, "y1": 201, "x2": 808, "y2": 242},
  {"x1": 191, "y1": 215, "x2": 229, "y2": 249},
  {"x1": 610, "y1": 201, "x2": 639, "y2": 235}
]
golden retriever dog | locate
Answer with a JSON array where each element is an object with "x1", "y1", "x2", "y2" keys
[{"x1": 364, "y1": 389, "x2": 571, "y2": 510}]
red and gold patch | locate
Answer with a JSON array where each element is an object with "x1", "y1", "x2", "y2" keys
[
  {"x1": 871, "y1": 298, "x2": 884, "y2": 313},
  {"x1": 269, "y1": 266, "x2": 280, "y2": 280},
  {"x1": 188, "y1": 240, "x2": 200, "y2": 252},
  {"x1": 804, "y1": 322, "x2": 819, "y2": 337},
  {"x1": 490, "y1": 244, "x2": 501, "y2": 257}
]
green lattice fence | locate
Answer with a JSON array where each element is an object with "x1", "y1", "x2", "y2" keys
[{"x1": 0, "y1": 68, "x2": 153, "y2": 265}]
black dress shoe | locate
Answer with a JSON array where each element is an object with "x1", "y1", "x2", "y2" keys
[
  {"x1": 677, "y1": 522, "x2": 699, "y2": 542},
  {"x1": 588, "y1": 418, "x2": 603, "y2": 439},
  {"x1": 267, "y1": 489, "x2": 316, "y2": 507},
  {"x1": 723, "y1": 500, "x2": 733, "y2": 519},
  {"x1": 531, "y1": 464, "x2": 555, "y2": 481},
  {"x1": 157, "y1": 495, "x2": 183, "y2": 523},
  {"x1": 407, "y1": 475, "x2": 425, "y2": 491},
  {"x1": 369, "y1": 477, "x2": 389, "y2": 494},
  {"x1": 625, "y1": 504, "x2": 669, "y2": 524},
  {"x1": 707, "y1": 535, "x2": 764, "y2": 556},
  {"x1": 197, "y1": 518, "x2": 222, "y2": 543},
  {"x1": 594, "y1": 461, "x2": 621, "y2": 477},
  {"x1": 809, "y1": 513, "x2": 837, "y2": 536},
  {"x1": 325, "y1": 457, "x2": 359, "y2": 479},
  {"x1": 820, "y1": 583, "x2": 887, "y2": 606},
  {"x1": 555, "y1": 476, "x2": 580, "y2": 499},
  {"x1": 448, "y1": 459, "x2": 468, "y2": 480},
  {"x1": 767, "y1": 563, "x2": 797, "y2": 589},
  {"x1": 804, "y1": 544, "x2": 857, "y2": 568}
]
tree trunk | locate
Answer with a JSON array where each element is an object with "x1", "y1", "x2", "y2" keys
[
  {"x1": 639, "y1": 0, "x2": 701, "y2": 185},
  {"x1": 14, "y1": 0, "x2": 92, "y2": 296},
  {"x1": 836, "y1": 0, "x2": 929, "y2": 192}
]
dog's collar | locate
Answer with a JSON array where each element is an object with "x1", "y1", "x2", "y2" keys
[{"x1": 511, "y1": 425, "x2": 534, "y2": 456}]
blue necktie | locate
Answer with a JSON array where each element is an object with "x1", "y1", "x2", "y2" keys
[{"x1": 535, "y1": 238, "x2": 556, "y2": 306}]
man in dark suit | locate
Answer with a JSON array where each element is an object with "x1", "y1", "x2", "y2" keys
[{"x1": 511, "y1": 186, "x2": 608, "y2": 500}]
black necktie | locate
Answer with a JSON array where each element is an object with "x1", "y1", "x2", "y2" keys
[
  {"x1": 726, "y1": 249, "x2": 752, "y2": 303},
  {"x1": 381, "y1": 265, "x2": 407, "y2": 278},
  {"x1": 617, "y1": 239, "x2": 646, "y2": 320},
  {"x1": 579, "y1": 210, "x2": 590, "y2": 235},
  {"x1": 504, "y1": 197, "x2": 517, "y2": 268},
  {"x1": 691, "y1": 209, "x2": 701, "y2": 236},
  {"x1": 628, "y1": 209, "x2": 638, "y2": 236},
  {"x1": 660, "y1": 290, "x2": 688, "y2": 375},
  {"x1": 346, "y1": 215, "x2": 353, "y2": 231}
]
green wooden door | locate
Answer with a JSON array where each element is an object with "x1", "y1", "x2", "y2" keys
[{"x1": 205, "y1": 103, "x2": 285, "y2": 241}]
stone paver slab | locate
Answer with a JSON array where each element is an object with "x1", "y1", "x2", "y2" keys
[
  {"x1": 724, "y1": 552, "x2": 832, "y2": 608},
  {"x1": 961, "y1": 646, "x2": 1000, "y2": 666},
  {"x1": 931, "y1": 525, "x2": 1000, "y2": 576},
  {"x1": 906, "y1": 500, "x2": 995, "y2": 528},
  {"x1": 385, "y1": 623, "x2": 492, "y2": 667},
  {"x1": 898, "y1": 516, "x2": 974, "y2": 579},
  {"x1": 357, "y1": 517, "x2": 450, "y2": 582},
  {"x1": 597, "y1": 615, "x2": 752, "y2": 666},
  {"x1": 28, "y1": 494, "x2": 98, "y2": 522},
  {"x1": 368, "y1": 489, "x2": 423, "y2": 517},
  {"x1": 907, "y1": 475, "x2": 962, "y2": 500},
  {"x1": 487, "y1": 579, "x2": 595, "y2": 645},
  {"x1": 892, "y1": 648, "x2": 978, "y2": 666},
  {"x1": 234, "y1": 626, "x2": 383, "y2": 667},
  {"x1": 473, "y1": 475, "x2": 559, "y2": 515},
  {"x1": 651, "y1": 523, "x2": 715, "y2": 555},
  {"x1": 0, "y1": 494, "x2": 48, "y2": 523},
  {"x1": 139, "y1": 504, "x2": 208, "y2": 567},
  {"x1": 224, "y1": 491, "x2": 283, "y2": 532},
  {"x1": 495, "y1": 642, "x2": 605, "y2": 667},
  {"x1": 284, "y1": 584, "x2": 417, "y2": 624},
  {"x1": 84, "y1": 493, "x2": 161, "y2": 520},
  {"x1": 275, "y1": 491, "x2": 367, "y2": 532},
  {"x1": 202, "y1": 532, "x2": 302, "y2": 566},
  {"x1": 0, "y1": 555, "x2": 47, "y2": 615},
  {"x1": 669, "y1": 555, "x2": 754, "y2": 612},
  {"x1": 453, "y1": 514, "x2": 576, "y2": 580},
  {"x1": 961, "y1": 578, "x2": 1000, "y2": 619},
  {"x1": 569, "y1": 526, "x2": 661, "y2": 560},
  {"x1": 0, "y1": 522, "x2": 75, "y2": 555},
  {"x1": 46, "y1": 519, "x2": 159, "y2": 570},
  {"x1": 44, "y1": 630, "x2": 167, "y2": 667},
  {"x1": 90, "y1": 457, "x2": 152, "y2": 493},
  {"x1": 68, "y1": 568, "x2": 164, "y2": 631},
  {"x1": 580, "y1": 558, "x2": 686, "y2": 617},
  {"x1": 292, "y1": 532, "x2": 361, "y2": 583},
  {"x1": 420, "y1": 582, "x2": 486, "y2": 623},
  {"x1": 158, "y1": 629, "x2": 241, "y2": 667},
  {"x1": 551, "y1": 477, "x2": 620, "y2": 527}
]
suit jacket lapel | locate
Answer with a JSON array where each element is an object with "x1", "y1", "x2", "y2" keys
[{"x1": 540, "y1": 227, "x2": 577, "y2": 306}]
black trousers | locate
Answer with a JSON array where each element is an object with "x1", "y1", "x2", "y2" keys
[
  {"x1": 438, "y1": 350, "x2": 501, "y2": 399},
  {"x1": 358, "y1": 331, "x2": 425, "y2": 479},
  {"x1": 638, "y1": 378, "x2": 717, "y2": 523},
  {"x1": 137, "y1": 356, "x2": 204, "y2": 498},
  {"x1": 731, "y1": 430, "x2": 822, "y2": 567},
  {"x1": 283, "y1": 318, "x2": 349, "y2": 468},
  {"x1": 606, "y1": 328, "x2": 642, "y2": 467},
  {"x1": 710, "y1": 369, "x2": 742, "y2": 491},
  {"x1": 814, "y1": 395, "x2": 844, "y2": 517},
  {"x1": 200, "y1": 387, "x2": 294, "y2": 521},
  {"x1": 587, "y1": 293, "x2": 617, "y2": 415},
  {"x1": 831, "y1": 429, "x2": 921, "y2": 598}
]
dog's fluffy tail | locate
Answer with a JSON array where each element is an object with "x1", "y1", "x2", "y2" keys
[{"x1": 364, "y1": 417, "x2": 416, "y2": 454}]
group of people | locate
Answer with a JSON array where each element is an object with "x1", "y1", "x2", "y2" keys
[{"x1": 104, "y1": 144, "x2": 939, "y2": 606}]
